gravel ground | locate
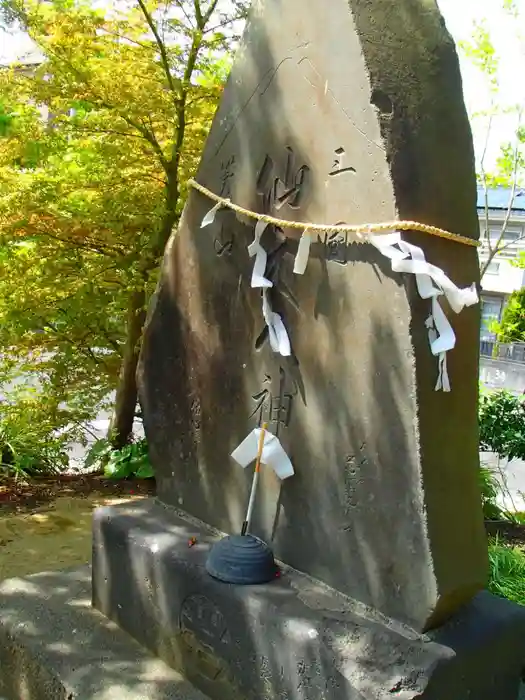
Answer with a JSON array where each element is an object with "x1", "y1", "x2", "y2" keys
[{"x1": 0, "y1": 476, "x2": 155, "y2": 580}]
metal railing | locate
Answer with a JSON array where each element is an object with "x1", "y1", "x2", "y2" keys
[{"x1": 480, "y1": 340, "x2": 525, "y2": 363}]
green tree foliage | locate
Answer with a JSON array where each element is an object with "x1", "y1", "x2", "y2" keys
[
  {"x1": 491, "y1": 288, "x2": 525, "y2": 343},
  {"x1": 478, "y1": 387, "x2": 525, "y2": 519},
  {"x1": 0, "y1": 0, "x2": 246, "y2": 460},
  {"x1": 479, "y1": 388, "x2": 525, "y2": 462}
]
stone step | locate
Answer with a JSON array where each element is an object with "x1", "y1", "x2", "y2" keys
[{"x1": 0, "y1": 566, "x2": 209, "y2": 700}]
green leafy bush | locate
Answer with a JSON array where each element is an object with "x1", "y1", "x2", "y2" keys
[
  {"x1": 488, "y1": 539, "x2": 525, "y2": 605},
  {"x1": 478, "y1": 387, "x2": 525, "y2": 517},
  {"x1": 0, "y1": 386, "x2": 70, "y2": 478},
  {"x1": 491, "y1": 288, "x2": 525, "y2": 344},
  {"x1": 479, "y1": 388, "x2": 525, "y2": 461},
  {"x1": 85, "y1": 437, "x2": 154, "y2": 480},
  {"x1": 479, "y1": 465, "x2": 504, "y2": 520}
]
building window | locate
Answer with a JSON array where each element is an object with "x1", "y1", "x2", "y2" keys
[
  {"x1": 488, "y1": 228, "x2": 523, "y2": 243},
  {"x1": 480, "y1": 227, "x2": 525, "y2": 258},
  {"x1": 480, "y1": 297, "x2": 503, "y2": 340},
  {"x1": 484, "y1": 261, "x2": 500, "y2": 275}
]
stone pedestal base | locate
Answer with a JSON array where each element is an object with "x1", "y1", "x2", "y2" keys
[
  {"x1": 92, "y1": 500, "x2": 525, "y2": 700},
  {"x1": 0, "y1": 566, "x2": 208, "y2": 700}
]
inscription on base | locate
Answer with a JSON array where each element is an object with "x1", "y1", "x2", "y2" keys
[{"x1": 179, "y1": 594, "x2": 232, "y2": 683}]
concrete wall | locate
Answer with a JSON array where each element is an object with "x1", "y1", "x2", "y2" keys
[{"x1": 480, "y1": 356, "x2": 525, "y2": 395}]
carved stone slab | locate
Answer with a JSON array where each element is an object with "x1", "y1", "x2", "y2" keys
[{"x1": 138, "y1": 0, "x2": 487, "y2": 631}]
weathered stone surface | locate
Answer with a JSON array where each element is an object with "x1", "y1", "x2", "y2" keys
[
  {"x1": 92, "y1": 501, "x2": 525, "y2": 700},
  {"x1": 138, "y1": 0, "x2": 487, "y2": 631},
  {"x1": 0, "y1": 565, "x2": 209, "y2": 700}
]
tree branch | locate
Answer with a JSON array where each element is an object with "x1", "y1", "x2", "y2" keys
[
  {"x1": 56, "y1": 308, "x2": 123, "y2": 356},
  {"x1": 28, "y1": 225, "x2": 121, "y2": 257},
  {"x1": 136, "y1": 0, "x2": 179, "y2": 101},
  {"x1": 172, "y1": 0, "x2": 195, "y2": 28},
  {"x1": 40, "y1": 318, "x2": 111, "y2": 369},
  {"x1": 488, "y1": 109, "x2": 523, "y2": 262},
  {"x1": 203, "y1": 10, "x2": 246, "y2": 35},
  {"x1": 65, "y1": 125, "x2": 150, "y2": 141},
  {"x1": 480, "y1": 109, "x2": 494, "y2": 260},
  {"x1": 98, "y1": 29, "x2": 157, "y2": 51},
  {"x1": 202, "y1": 0, "x2": 221, "y2": 25},
  {"x1": 480, "y1": 107, "x2": 524, "y2": 278},
  {"x1": 497, "y1": 230, "x2": 525, "y2": 254},
  {"x1": 193, "y1": 0, "x2": 203, "y2": 28}
]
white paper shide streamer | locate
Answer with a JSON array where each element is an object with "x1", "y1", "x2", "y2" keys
[
  {"x1": 369, "y1": 232, "x2": 478, "y2": 392},
  {"x1": 248, "y1": 221, "x2": 291, "y2": 357},
  {"x1": 200, "y1": 205, "x2": 292, "y2": 357},
  {"x1": 200, "y1": 197, "x2": 478, "y2": 392},
  {"x1": 231, "y1": 428, "x2": 294, "y2": 480},
  {"x1": 200, "y1": 201, "x2": 224, "y2": 228},
  {"x1": 293, "y1": 229, "x2": 312, "y2": 275},
  {"x1": 233, "y1": 427, "x2": 294, "y2": 535},
  {"x1": 248, "y1": 220, "x2": 273, "y2": 288},
  {"x1": 262, "y1": 289, "x2": 291, "y2": 356}
]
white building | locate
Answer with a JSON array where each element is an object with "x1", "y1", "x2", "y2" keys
[{"x1": 478, "y1": 187, "x2": 525, "y2": 341}]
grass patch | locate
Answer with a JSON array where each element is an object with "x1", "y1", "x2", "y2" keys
[{"x1": 488, "y1": 539, "x2": 525, "y2": 605}]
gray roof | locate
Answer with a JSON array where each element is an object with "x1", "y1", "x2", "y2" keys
[{"x1": 477, "y1": 187, "x2": 525, "y2": 212}]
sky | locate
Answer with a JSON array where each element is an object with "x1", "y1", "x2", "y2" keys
[
  {"x1": 0, "y1": 0, "x2": 523, "y2": 172},
  {"x1": 437, "y1": 0, "x2": 524, "y2": 173}
]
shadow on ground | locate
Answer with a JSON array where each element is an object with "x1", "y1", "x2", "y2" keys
[{"x1": 0, "y1": 566, "x2": 203, "y2": 700}]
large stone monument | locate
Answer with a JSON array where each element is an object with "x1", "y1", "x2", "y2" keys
[{"x1": 92, "y1": 0, "x2": 525, "y2": 698}]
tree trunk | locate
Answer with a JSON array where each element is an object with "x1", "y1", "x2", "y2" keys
[
  {"x1": 109, "y1": 287, "x2": 147, "y2": 449},
  {"x1": 151, "y1": 173, "x2": 179, "y2": 260},
  {"x1": 109, "y1": 179, "x2": 178, "y2": 450}
]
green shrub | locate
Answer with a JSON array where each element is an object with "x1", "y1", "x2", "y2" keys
[
  {"x1": 478, "y1": 387, "x2": 525, "y2": 517},
  {"x1": 491, "y1": 288, "x2": 525, "y2": 344},
  {"x1": 0, "y1": 387, "x2": 69, "y2": 478},
  {"x1": 85, "y1": 437, "x2": 154, "y2": 480},
  {"x1": 479, "y1": 388, "x2": 525, "y2": 461},
  {"x1": 488, "y1": 539, "x2": 525, "y2": 605},
  {"x1": 479, "y1": 465, "x2": 504, "y2": 520}
]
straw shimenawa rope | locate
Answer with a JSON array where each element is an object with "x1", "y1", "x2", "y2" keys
[{"x1": 188, "y1": 178, "x2": 480, "y2": 248}]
